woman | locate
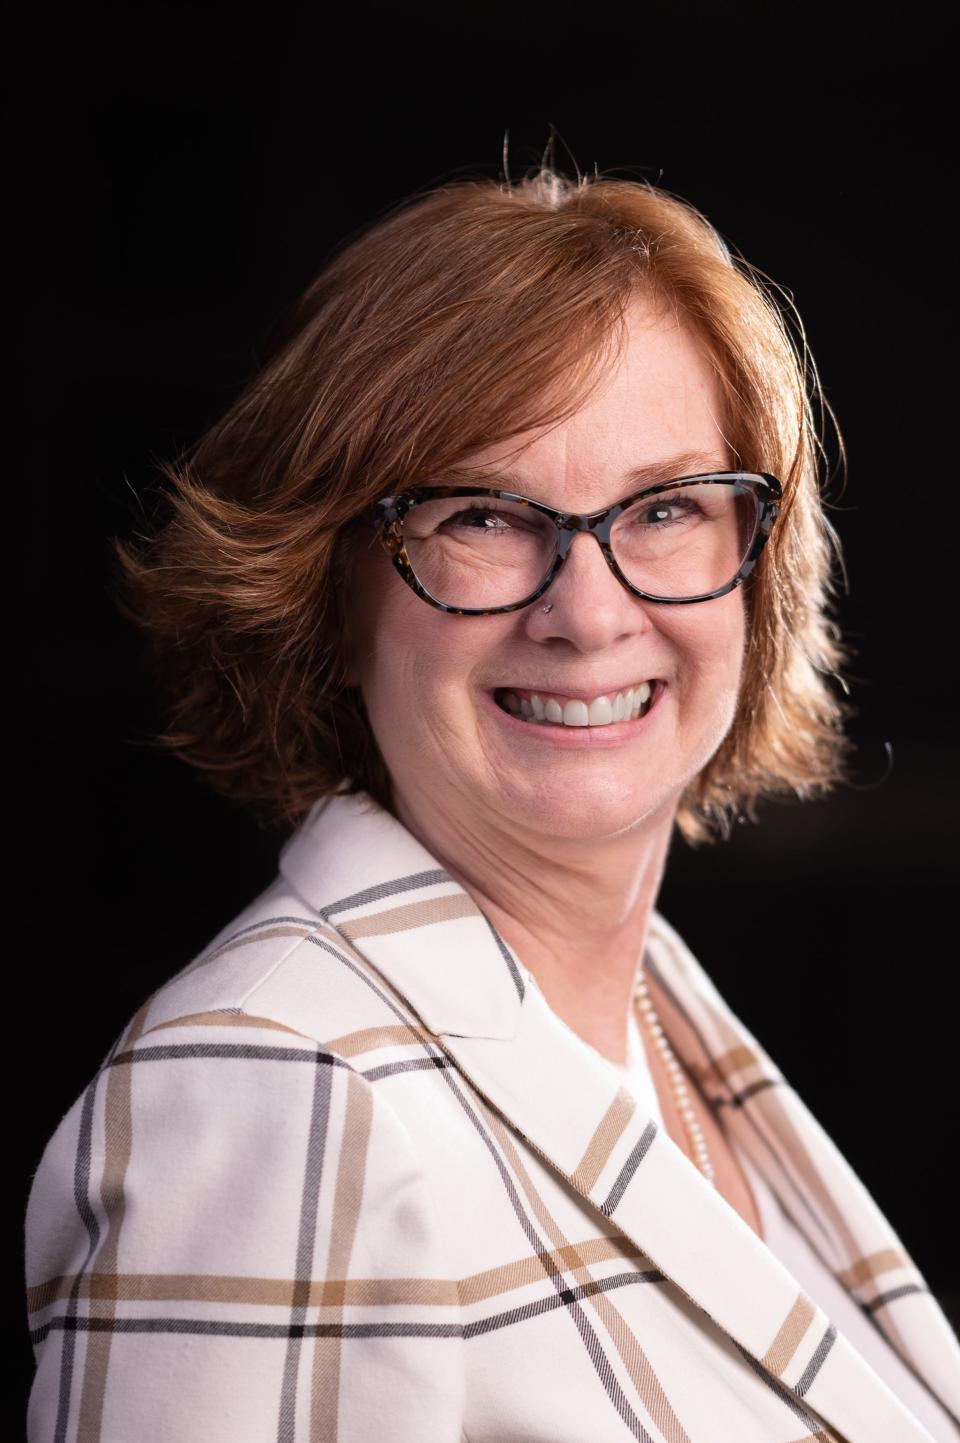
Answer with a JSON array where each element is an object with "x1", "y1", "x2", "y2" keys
[{"x1": 24, "y1": 166, "x2": 959, "y2": 1442}]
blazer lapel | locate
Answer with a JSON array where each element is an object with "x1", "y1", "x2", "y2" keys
[
  {"x1": 637, "y1": 911, "x2": 960, "y2": 1434},
  {"x1": 280, "y1": 790, "x2": 960, "y2": 1443}
]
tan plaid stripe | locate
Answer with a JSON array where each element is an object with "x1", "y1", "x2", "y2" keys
[{"x1": 24, "y1": 790, "x2": 959, "y2": 1441}]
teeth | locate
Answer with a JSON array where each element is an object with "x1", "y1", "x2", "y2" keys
[{"x1": 497, "y1": 682, "x2": 655, "y2": 728}]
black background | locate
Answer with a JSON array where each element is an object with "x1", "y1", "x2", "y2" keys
[{"x1": 17, "y1": 0, "x2": 955, "y2": 1416}]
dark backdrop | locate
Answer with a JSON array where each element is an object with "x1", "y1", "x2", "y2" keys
[{"x1": 17, "y1": 0, "x2": 954, "y2": 1417}]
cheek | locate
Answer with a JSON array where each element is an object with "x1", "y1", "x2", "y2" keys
[
  {"x1": 675, "y1": 592, "x2": 746, "y2": 676},
  {"x1": 345, "y1": 549, "x2": 426, "y2": 688},
  {"x1": 351, "y1": 575, "x2": 489, "y2": 704}
]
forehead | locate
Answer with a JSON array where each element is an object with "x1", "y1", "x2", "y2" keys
[{"x1": 455, "y1": 296, "x2": 730, "y2": 505}]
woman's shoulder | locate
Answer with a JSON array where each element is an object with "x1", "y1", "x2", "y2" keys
[
  {"x1": 26, "y1": 857, "x2": 448, "y2": 1301},
  {"x1": 25, "y1": 863, "x2": 464, "y2": 1443},
  {"x1": 137, "y1": 869, "x2": 389, "y2": 1048},
  {"x1": 26, "y1": 869, "x2": 395, "y2": 1244}
]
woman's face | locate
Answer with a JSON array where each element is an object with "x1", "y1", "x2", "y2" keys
[{"x1": 345, "y1": 294, "x2": 746, "y2": 846}]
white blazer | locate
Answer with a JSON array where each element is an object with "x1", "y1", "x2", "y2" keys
[{"x1": 25, "y1": 787, "x2": 960, "y2": 1441}]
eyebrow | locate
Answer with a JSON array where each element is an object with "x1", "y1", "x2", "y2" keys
[{"x1": 450, "y1": 449, "x2": 732, "y2": 493}]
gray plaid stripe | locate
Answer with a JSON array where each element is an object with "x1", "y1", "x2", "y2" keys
[
  {"x1": 645, "y1": 950, "x2": 831, "y2": 1250},
  {"x1": 734, "y1": 1339, "x2": 838, "y2": 1439},
  {"x1": 601, "y1": 1120, "x2": 658, "y2": 1216},
  {"x1": 795, "y1": 1323, "x2": 839, "y2": 1396},
  {"x1": 321, "y1": 925, "x2": 658, "y2": 1441},
  {"x1": 278, "y1": 1051, "x2": 334, "y2": 1442}
]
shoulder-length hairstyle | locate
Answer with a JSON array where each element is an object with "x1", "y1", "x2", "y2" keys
[{"x1": 111, "y1": 163, "x2": 855, "y2": 846}]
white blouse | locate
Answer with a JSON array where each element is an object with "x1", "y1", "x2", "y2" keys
[{"x1": 620, "y1": 1006, "x2": 959, "y2": 1443}]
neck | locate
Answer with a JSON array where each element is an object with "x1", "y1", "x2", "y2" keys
[{"x1": 390, "y1": 787, "x2": 676, "y2": 1068}]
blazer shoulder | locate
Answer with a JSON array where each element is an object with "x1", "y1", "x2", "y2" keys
[
  {"x1": 134, "y1": 870, "x2": 398, "y2": 1052},
  {"x1": 25, "y1": 1008, "x2": 466, "y2": 1443},
  {"x1": 125, "y1": 871, "x2": 320, "y2": 1031}
]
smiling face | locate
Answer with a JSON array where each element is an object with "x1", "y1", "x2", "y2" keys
[{"x1": 343, "y1": 292, "x2": 747, "y2": 848}]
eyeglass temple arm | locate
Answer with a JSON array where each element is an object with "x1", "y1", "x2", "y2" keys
[{"x1": 367, "y1": 497, "x2": 398, "y2": 526}]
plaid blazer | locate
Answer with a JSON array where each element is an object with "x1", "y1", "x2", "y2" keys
[{"x1": 25, "y1": 787, "x2": 960, "y2": 1442}]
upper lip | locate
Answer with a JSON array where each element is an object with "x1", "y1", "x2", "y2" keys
[{"x1": 491, "y1": 679, "x2": 662, "y2": 702}]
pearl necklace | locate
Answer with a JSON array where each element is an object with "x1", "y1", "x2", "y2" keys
[{"x1": 634, "y1": 967, "x2": 716, "y2": 1186}]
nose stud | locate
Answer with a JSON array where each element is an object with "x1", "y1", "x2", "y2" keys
[{"x1": 542, "y1": 603, "x2": 553, "y2": 614}]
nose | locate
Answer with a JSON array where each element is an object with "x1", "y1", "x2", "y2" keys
[
  {"x1": 525, "y1": 530, "x2": 652, "y2": 641},
  {"x1": 544, "y1": 528, "x2": 631, "y2": 600}
]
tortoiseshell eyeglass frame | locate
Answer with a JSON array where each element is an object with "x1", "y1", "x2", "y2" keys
[{"x1": 356, "y1": 470, "x2": 783, "y2": 616}]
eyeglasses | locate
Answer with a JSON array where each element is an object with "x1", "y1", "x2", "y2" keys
[{"x1": 361, "y1": 470, "x2": 782, "y2": 615}]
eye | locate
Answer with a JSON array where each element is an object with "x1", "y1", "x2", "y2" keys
[
  {"x1": 406, "y1": 497, "x2": 546, "y2": 540},
  {"x1": 633, "y1": 496, "x2": 701, "y2": 527},
  {"x1": 442, "y1": 505, "x2": 514, "y2": 531}
]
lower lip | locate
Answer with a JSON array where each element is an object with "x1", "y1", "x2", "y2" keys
[{"x1": 481, "y1": 683, "x2": 665, "y2": 747}]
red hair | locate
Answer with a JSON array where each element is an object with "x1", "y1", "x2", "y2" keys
[{"x1": 111, "y1": 164, "x2": 853, "y2": 845}]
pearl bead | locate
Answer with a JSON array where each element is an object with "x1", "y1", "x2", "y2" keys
[{"x1": 634, "y1": 967, "x2": 715, "y2": 1187}]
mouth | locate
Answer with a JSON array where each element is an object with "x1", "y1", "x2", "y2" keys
[{"x1": 491, "y1": 680, "x2": 661, "y2": 729}]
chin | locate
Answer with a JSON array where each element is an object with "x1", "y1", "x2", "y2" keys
[{"x1": 491, "y1": 769, "x2": 678, "y2": 840}]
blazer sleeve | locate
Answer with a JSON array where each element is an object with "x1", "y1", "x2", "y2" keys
[{"x1": 25, "y1": 1013, "x2": 466, "y2": 1442}]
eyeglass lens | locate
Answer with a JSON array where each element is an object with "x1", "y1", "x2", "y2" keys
[{"x1": 399, "y1": 482, "x2": 761, "y2": 608}]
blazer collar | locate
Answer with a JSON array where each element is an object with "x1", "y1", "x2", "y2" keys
[
  {"x1": 280, "y1": 786, "x2": 525, "y2": 1039},
  {"x1": 280, "y1": 789, "x2": 959, "y2": 1442}
]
